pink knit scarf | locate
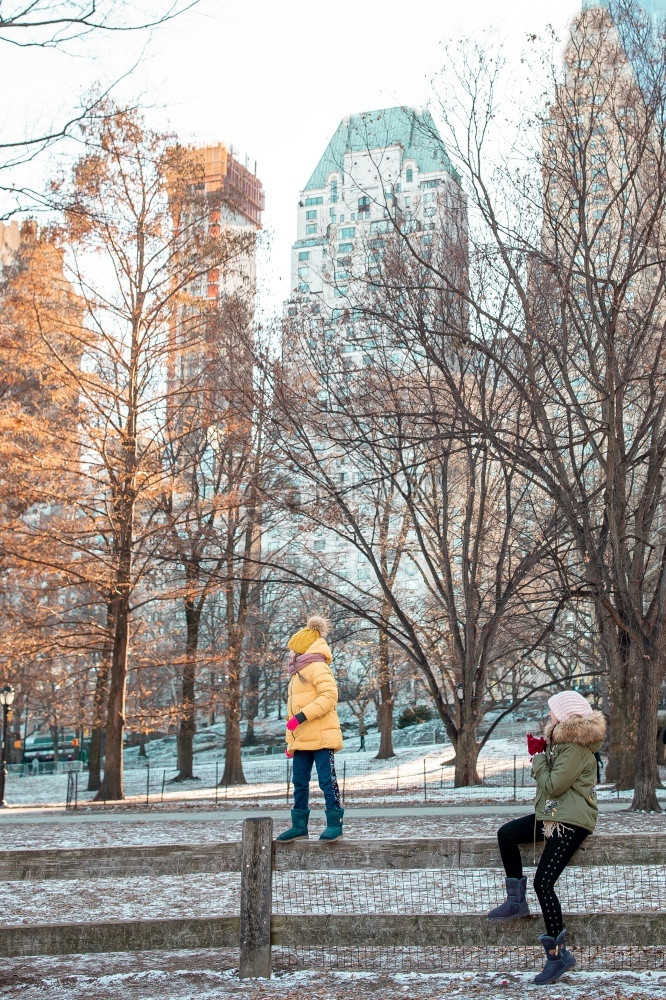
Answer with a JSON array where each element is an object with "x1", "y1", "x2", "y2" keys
[{"x1": 288, "y1": 652, "x2": 327, "y2": 676}]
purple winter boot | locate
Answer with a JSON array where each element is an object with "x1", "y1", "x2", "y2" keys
[{"x1": 487, "y1": 876, "x2": 530, "y2": 921}]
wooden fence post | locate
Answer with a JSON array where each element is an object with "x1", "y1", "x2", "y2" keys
[{"x1": 240, "y1": 817, "x2": 273, "y2": 979}]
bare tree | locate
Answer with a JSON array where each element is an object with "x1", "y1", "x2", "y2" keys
[
  {"x1": 0, "y1": 104, "x2": 253, "y2": 800},
  {"x1": 375, "y1": 1, "x2": 666, "y2": 807},
  {"x1": 264, "y1": 293, "x2": 562, "y2": 784}
]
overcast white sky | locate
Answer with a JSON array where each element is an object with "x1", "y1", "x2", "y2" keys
[{"x1": 2, "y1": 0, "x2": 581, "y2": 317}]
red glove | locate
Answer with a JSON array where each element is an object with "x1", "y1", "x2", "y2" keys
[
  {"x1": 285, "y1": 750, "x2": 294, "y2": 759},
  {"x1": 527, "y1": 733, "x2": 547, "y2": 756},
  {"x1": 286, "y1": 716, "x2": 300, "y2": 731}
]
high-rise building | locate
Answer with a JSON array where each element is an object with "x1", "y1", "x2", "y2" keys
[
  {"x1": 276, "y1": 108, "x2": 467, "y2": 596},
  {"x1": 290, "y1": 106, "x2": 463, "y2": 313},
  {"x1": 169, "y1": 142, "x2": 264, "y2": 303},
  {"x1": 542, "y1": 0, "x2": 664, "y2": 261},
  {"x1": 167, "y1": 143, "x2": 264, "y2": 426}
]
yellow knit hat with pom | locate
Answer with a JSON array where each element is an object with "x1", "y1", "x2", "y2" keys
[{"x1": 287, "y1": 615, "x2": 332, "y2": 655}]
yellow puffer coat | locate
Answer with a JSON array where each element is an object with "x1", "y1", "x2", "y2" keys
[{"x1": 286, "y1": 637, "x2": 343, "y2": 752}]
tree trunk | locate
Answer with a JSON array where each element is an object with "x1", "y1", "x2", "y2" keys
[
  {"x1": 175, "y1": 598, "x2": 201, "y2": 781},
  {"x1": 244, "y1": 658, "x2": 261, "y2": 747},
  {"x1": 375, "y1": 626, "x2": 395, "y2": 759},
  {"x1": 221, "y1": 641, "x2": 246, "y2": 784},
  {"x1": 601, "y1": 616, "x2": 638, "y2": 788},
  {"x1": 50, "y1": 724, "x2": 60, "y2": 765},
  {"x1": 88, "y1": 607, "x2": 114, "y2": 791},
  {"x1": 631, "y1": 644, "x2": 662, "y2": 812},
  {"x1": 454, "y1": 722, "x2": 482, "y2": 786},
  {"x1": 95, "y1": 585, "x2": 131, "y2": 802}
]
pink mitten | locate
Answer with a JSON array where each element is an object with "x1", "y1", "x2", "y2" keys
[
  {"x1": 527, "y1": 733, "x2": 547, "y2": 756},
  {"x1": 285, "y1": 750, "x2": 294, "y2": 759},
  {"x1": 286, "y1": 716, "x2": 300, "y2": 731}
]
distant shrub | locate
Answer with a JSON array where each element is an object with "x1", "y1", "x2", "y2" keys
[{"x1": 397, "y1": 704, "x2": 434, "y2": 729}]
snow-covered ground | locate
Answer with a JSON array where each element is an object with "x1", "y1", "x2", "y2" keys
[
  {"x1": 0, "y1": 806, "x2": 664, "y2": 850},
  {"x1": 0, "y1": 955, "x2": 664, "y2": 1000},
  {"x1": 6, "y1": 738, "x2": 662, "y2": 810}
]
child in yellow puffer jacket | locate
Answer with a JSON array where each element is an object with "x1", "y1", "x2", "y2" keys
[{"x1": 276, "y1": 615, "x2": 344, "y2": 843}]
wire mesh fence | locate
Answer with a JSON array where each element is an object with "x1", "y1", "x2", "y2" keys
[
  {"x1": 272, "y1": 944, "x2": 666, "y2": 973},
  {"x1": 267, "y1": 825, "x2": 666, "y2": 973},
  {"x1": 273, "y1": 864, "x2": 666, "y2": 915}
]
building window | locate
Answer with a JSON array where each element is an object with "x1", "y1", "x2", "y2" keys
[
  {"x1": 330, "y1": 179, "x2": 338, "y2": 203},
  {"x1": 421, "y1": 179, "x2": 440, "y2": 189},
  {"x1": 340, "y1": 227, "x2": 355, "y2": 238},
  {"x1": 298, "y1": 251, "x2": 310, "y2": 260},
  {"x1": 306, "y1": 224, "x2": 317, "y2": 234},
  {"x1": 424, "y1": 207, "x2": 436, "y2": 216},
  {"x1": 298, "y1": 282, "x2": 310, "y2": 293},
  {"x1": 358, "y1": 196, "x2": 370, "y2": 212},
  {"x1": 330, "y1": 208, "x2": 336, "y2": 217},
  {"x1": 334, "y1": 287, "x2": 347, "y2": 297},
  {"x1": 298, "y1": 266, "x2": 310, "y2": 278},
  {"x1": 335, "y1": 269, "x2": 349, "y2": 280},
  {"x1": 305, "y1": 196, "x2": 323, "y2": 206},
  {"x1": 338, "y1": 242, "x2": 353, "y2": 253},
  {"x1": 314, "y1": 539, "x2": 326, "y2": 551},
  {"x1": 332, "y1": 308, "x2": 344, "y2": 319},
  {"x1": 406, "y1": 168, "x2": 413, "y2": 183},
  {"x1": 306, "y1": 210, "x2": 317, "y2": 220},
  {"x1": 351, "y1": 212, "x2": 356, "y2": 221},
  {"x1": 339, "y1": 214, "x2": 345, "y2": 223}
]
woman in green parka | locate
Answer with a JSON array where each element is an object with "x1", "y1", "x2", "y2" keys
[{"x1": 487, "y1": 690, "x2": 606, "y2": 985}]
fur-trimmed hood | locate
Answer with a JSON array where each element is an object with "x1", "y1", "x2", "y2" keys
[{"x1": 545, "y1": 709, "x2": 606, "y2": 747}]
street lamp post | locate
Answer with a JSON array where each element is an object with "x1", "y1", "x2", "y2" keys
[{"x1": 0, "y1": 685, "x2": 16, "y2": 807}]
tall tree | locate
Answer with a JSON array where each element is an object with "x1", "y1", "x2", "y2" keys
[
  {"x1": 1, "y1": 105, "x2": 252, "y2": 800},
  {"x1": 380, "y1": 1, "x2": 666, "y2": 807}
]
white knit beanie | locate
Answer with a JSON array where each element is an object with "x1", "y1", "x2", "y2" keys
[{"x1": 548, "y1": 690, "x2": 593, "y2": 722}]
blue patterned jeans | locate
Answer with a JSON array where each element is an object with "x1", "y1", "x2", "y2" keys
[{"x1": 292, "y1": 749, "x2": 341, "y2": 811}]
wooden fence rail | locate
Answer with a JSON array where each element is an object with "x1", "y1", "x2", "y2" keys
[
  {"x1": 0, "y1": 830, "x2": 662, "y2": 882},
  {"x1": 0, "y1": 819, "x2": 663, "y2": 975}
]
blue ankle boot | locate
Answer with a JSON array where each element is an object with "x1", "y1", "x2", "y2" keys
[
  {"x1": 276, "y1": 808, "x2": 309, "y2": 841},
  {"x1": 533, "y1": 928, "x2": 576, "y2": 984},
  {"x1": 319, "y1": 807, "x2": 344, "y2": 841},
  {"x1": 487, "y1": 876, "x2": 530, "y2": 921}
]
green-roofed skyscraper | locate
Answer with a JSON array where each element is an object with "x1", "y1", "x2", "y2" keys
[{"x1": 290, "y1": 106, "x2": 464, "y2": 306}]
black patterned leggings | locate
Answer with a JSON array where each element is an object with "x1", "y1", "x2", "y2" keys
[{"x1": 497, "y1": 813, "x2": 589, "y2": 937}]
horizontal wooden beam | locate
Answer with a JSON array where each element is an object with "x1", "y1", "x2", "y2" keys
[
  {"x1": 0, "y1": 833, "x2": 663, "y2": 882},
  {"x1": 271, "y1": 911, "x2": 666, "y2": 949},
  {"x1": 274, "y1": 833, "x2": 666, "y2": 871},
  {"x1": 0, "y1": 915, "x2": 240, "y2": 958},
  {"x1": 0, "y1": 842, "x2": 241, "y2": 882},
  {"x1": 0, "y1": 910, "x2": 662, "y2": 958}
]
